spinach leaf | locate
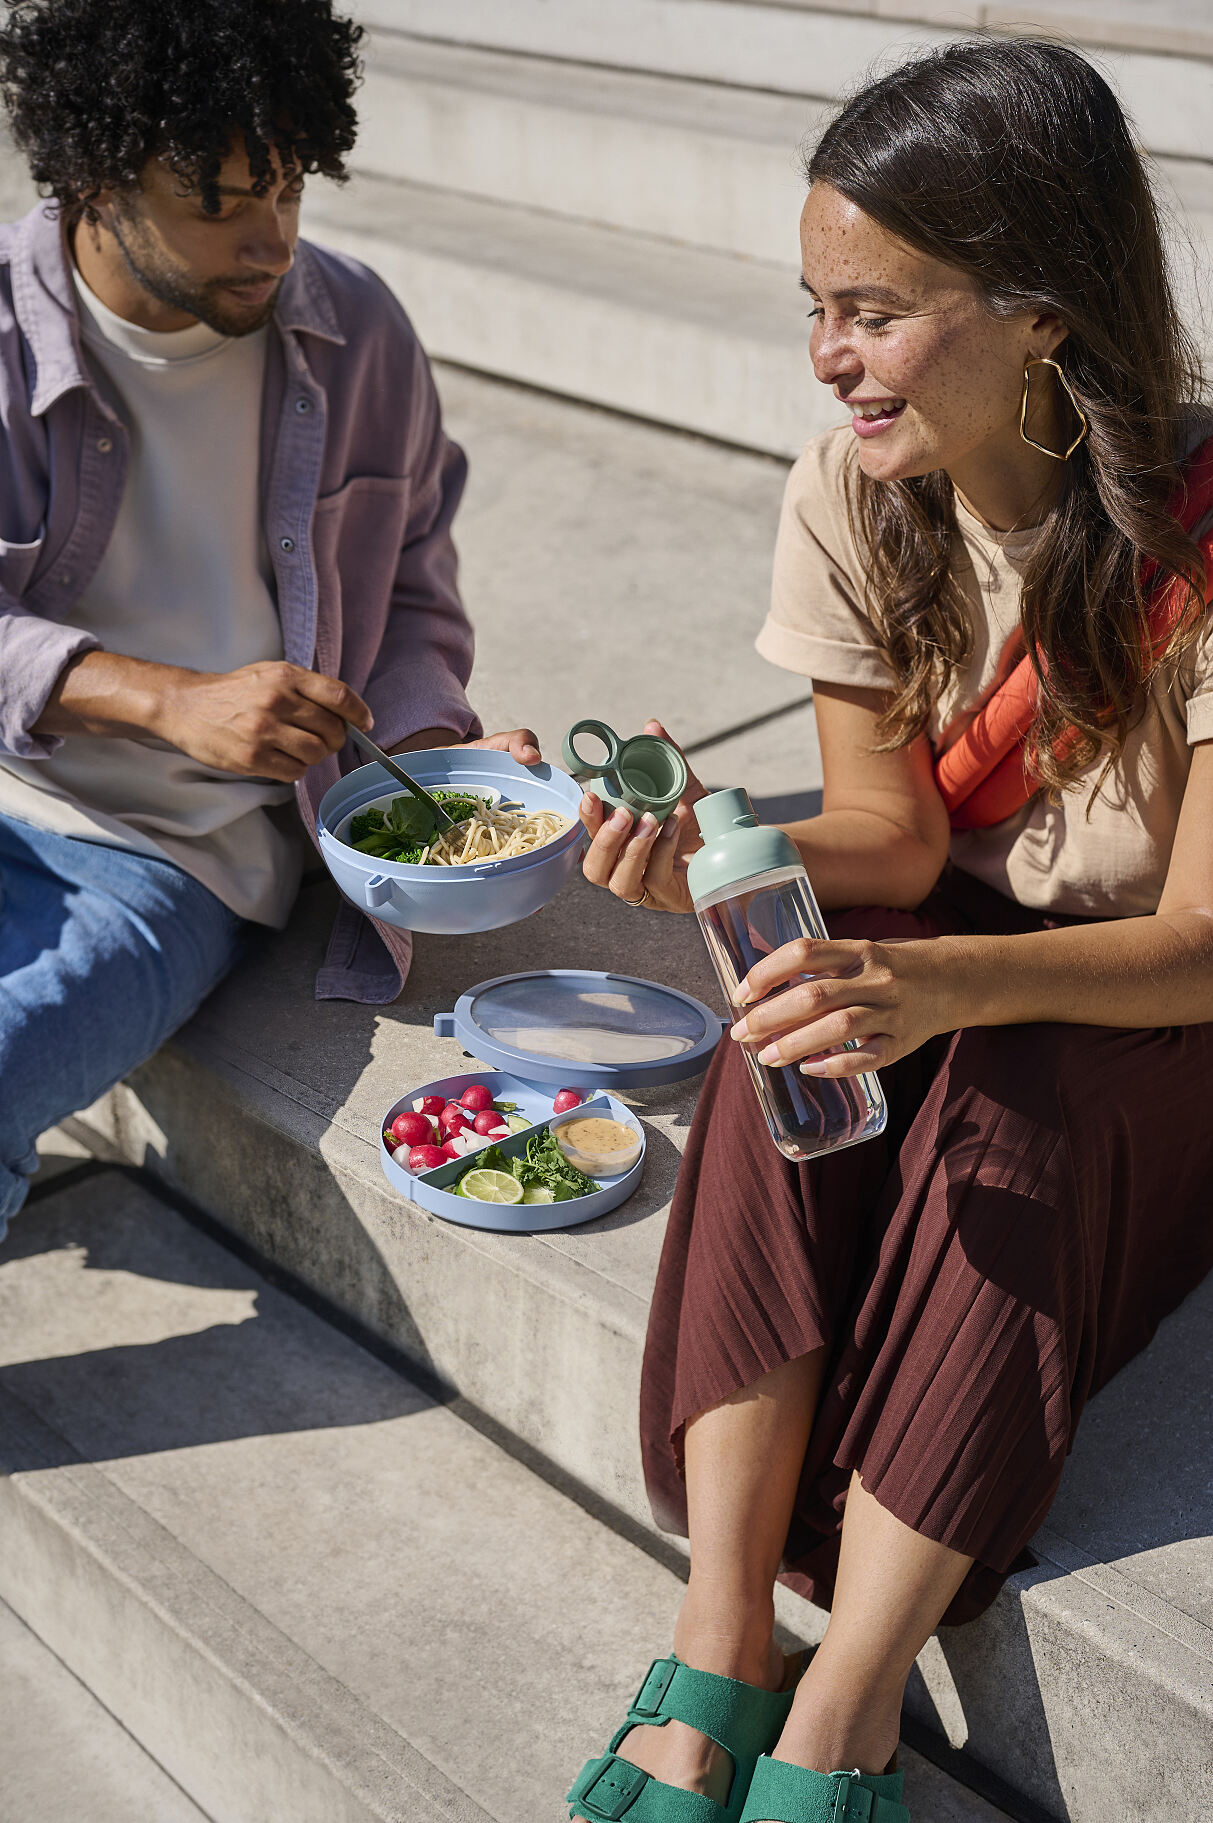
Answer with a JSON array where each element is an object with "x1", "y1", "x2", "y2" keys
[{"x1": 384, "y1": 795, "x2": 437, "y2": 843}]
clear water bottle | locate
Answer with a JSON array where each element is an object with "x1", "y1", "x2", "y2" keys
[{"x1": 685, "y1": 787, "x2": 887, "y2": 1162}]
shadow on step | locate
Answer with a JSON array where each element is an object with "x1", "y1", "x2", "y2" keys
[{"x1": 0, "y1": 1168, "x2": 432, "y2": 1473}]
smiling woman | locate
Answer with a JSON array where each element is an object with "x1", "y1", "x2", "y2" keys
[
  {"x1": 569, "y1": 37, "x2": 1213, "y2": 1823},
  {"x1": 800, "y1": 43, "x2": 1206, "y2": 800}
]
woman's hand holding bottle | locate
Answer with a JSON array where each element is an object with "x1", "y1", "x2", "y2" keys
[
  {"x1": 728, "y1": 933, "x2": 960, "y2": 1077},
  {"x1": 579, "y1": 720, "x2": 706, "y2": 912}
]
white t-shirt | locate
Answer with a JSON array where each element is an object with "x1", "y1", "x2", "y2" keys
[{"x1": 0, "y1": 268, "x2": 302, "y2": 926}]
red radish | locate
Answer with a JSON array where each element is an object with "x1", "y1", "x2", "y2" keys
[
  {"x1": 472, "y1": 1108, "x2": 509, "y2": 1135},
  {"x1": 407, "y1": 1143, "x2": 447, "y2": 1173},
  {"x1": 383, "y1": 1130, "x2": 399, "y2": 1152},
  {"x1": 459, "y1": 1083, "x2": 495, "y2": 1113},
  {"x1": 439, "y1": 1103, "x2": 472, "y2": 1136},
  {"x1": 440, "y1": 1139, "x2": 464, "y2": 1161},
  {"x1": 553, "y1": 1088, "x2": 585, "y2": 1114},
  {"x1": 391, "y1": 1110, "x2": 434, "y2": 1148},
  {"x1": 415, "y1": 1095, "x2": 446, "y2": 1116}
]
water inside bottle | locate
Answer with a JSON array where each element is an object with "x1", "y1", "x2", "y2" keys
[{"x1": 696, "y1": 870, "x2": 886, "y2": 1161}]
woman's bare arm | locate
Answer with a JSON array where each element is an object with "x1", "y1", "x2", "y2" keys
[
  {"x1": 782, "y1": 680, "x2": 951, "y2": 911},
  {"x1": 934, "y1": 738, "x2": 1213, "y2": 1031},
  {"x1": 731, "y1": 739, "x2": 1213, "y2": 1075},
  {"x1": 580, "y1": 686, "x2": 950, "y2": 915}
]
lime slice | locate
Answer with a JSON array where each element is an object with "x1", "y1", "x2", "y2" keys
[
  {"x1": 506, "y1": 1113, "x2": 532, "y2": 1135},
  {"x1": 521, "y1": 1185, "x2": 556, "y2": 1205},
  {"x1": 460, "y1": 1167, "x2": 524, "y2": 1205}
]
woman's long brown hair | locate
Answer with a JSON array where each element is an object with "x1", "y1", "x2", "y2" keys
[{"x1": 806, "y1": 39, "x2": 1208, "y2": 796}]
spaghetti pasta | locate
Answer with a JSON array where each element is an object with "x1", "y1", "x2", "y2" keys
[{"x1": 426, "y1": 806, "x2": 570, "y2": 867}]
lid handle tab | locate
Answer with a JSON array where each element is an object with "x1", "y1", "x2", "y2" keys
[{"x1": 563, "y1": 719, "x2": 622, "y2": 780}]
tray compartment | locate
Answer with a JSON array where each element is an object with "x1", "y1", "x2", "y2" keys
[{"x1": 379, "y1": 1069, "x2": 645, "y2": 1233}]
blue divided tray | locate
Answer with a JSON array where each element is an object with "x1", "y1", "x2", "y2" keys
[{"x1": 379, "y1": 1069, "x2": 644, "y2": 1233}]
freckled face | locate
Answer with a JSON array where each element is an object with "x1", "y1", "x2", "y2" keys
[{"x1": 800, "y1": 184, "x2": 1043, "y2": 484}]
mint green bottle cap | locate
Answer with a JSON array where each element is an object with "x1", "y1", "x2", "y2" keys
[{"x1": 686, "y1": 788, "x2": 802, "y2": 905}]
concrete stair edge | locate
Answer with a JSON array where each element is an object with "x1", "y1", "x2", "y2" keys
[
  {"x1": 353, "y1": 36, "x2": 1213, "y2": 279},
  {"x1": 303, "y1": 170, "x2": 832, "y2": 459},
  {"x1": 354, "y1": 0, "x2": 1213, "y2": 66},
  {"x1": 352, "y1": 1, "x2": 1213, "y2": 164},
  {"x1": 59, "y1": 1043, "x2": 658, "y2": 1530},
  {"x1": 353, "y1": 36, "x2": 821, "y2": 268},
  {"x1": 0, "y1": 1383, "x2": 491, "y2": 1823},
  {"x1": 2, "y1": 1173, "x2": 1024, "y2": 1823}
]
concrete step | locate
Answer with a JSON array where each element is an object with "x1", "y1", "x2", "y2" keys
[
  {"x1": 0, "y1": 1171, "x2": 1010, "y2": 1823},
  {"x1": 302, "y1": 169, "x2": 830, "y2": 457},
  {"x1": 0, "y1": 1597, "x2": 208, "y2": 1823},
  {"x1": 353, "y1": 33, "x2": 1213, "y2": 298},
  {"x1": 411, "y1": 365, "x2": 813, "y2": 783},
  {"x1": 354, "y1": 36, "x2": 821, "y2": 266},
  {"x1": 353, "y1": 0, "x2": 1213, "y2": 163},
  {"x1": 315, "y1": 41, "x2": 1212, "y2": 456}
]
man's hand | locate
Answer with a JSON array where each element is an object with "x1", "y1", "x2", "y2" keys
[
  {"x1": 157, "y1": 662, "x2": 374, "y2": 781},
  {"x1": 467, "y1": 727, "x2": 541, "y2": 766},
  {"x1": 37, "y1": 650, "x2": 373, "y2": 783},
  {"x1": 391, "y1": 726, "x2": 542, "y2": 765}
]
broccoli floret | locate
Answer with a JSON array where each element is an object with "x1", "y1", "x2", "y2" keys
[{"x1": 349, "y1": 809, "x2": 386, "y2": 845}]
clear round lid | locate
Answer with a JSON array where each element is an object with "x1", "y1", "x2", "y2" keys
[{"x1": 433, "y1": 970, "x2": 724, "y2": 1088}]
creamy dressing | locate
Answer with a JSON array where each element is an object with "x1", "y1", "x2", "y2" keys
[{"x1": 557, "y1": 1117, "x2": 637, "y2": 1157}]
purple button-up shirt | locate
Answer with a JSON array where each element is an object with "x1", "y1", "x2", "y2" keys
[{"x1": 0, "y1": 202, "x2": 482, "y2": 1000}]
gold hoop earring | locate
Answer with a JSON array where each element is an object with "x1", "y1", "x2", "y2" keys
[{"x1": 1019, "y1": 357, "x2": 1089, "y2": 461}]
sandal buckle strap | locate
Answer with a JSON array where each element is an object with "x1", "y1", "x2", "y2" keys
[
  {"x1": 567, "y1": 1753, "x2": 649, "y2": 1821},
  {"x1": 629, "y1": 1655, "x2": 679, "y2": 1719},
  {"x1": 834, "y1": 1775, "x2": 875, "y2": 1823}
]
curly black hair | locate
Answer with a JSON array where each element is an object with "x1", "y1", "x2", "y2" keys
[{"x1": 0, "y1": 0, "x2": 363, "y2": 215}]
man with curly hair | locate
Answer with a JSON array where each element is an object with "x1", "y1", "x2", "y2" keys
[{"x1": 0, "y1": 0, "x2": 537, "y2": 1238}]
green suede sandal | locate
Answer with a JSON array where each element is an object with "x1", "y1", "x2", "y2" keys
[
  {"x1": 739, "y1": 1756, "x2": 910, "y2": 1823},
  {"x1": 566, "y1": 1655, "x2": 800, "y2": 1823}
]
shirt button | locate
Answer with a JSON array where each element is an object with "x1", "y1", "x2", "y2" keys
[
  {"x1": 96, "y1": 437, "x2": 113, "y2": 453},
  {"x1": 295, "y1": 398, "x2": 312, "y2": 414},
  {"x1": 280, "y1": 537, "x2": 296, "y2": 553}
]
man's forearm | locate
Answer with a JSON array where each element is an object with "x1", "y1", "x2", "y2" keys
[
  {"x1": 931, "y1": 911, "x2": 1213, "y2": 1032},
  {"x1": 34, "y1": 649, "x2": 176, "y2": 740}
]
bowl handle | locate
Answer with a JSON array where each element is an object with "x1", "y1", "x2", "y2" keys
[
  {"x1": 363, "y1": 873, "x2": 394, "y2": 911},
  {"x1": 433, "y1": 1013, "x2": 456, "y2": 1038}
]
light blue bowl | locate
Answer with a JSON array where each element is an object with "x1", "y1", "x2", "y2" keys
[{"x1": 316, "y1": 749, "x2": 586, "y2": 935}]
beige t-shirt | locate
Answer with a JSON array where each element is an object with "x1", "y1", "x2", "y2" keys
[
  {"x1": 757, "y1": 426, "x2": 1213, "y2": 918},
  {"x1": 0, "y1": 268, "x2": 302, "y2": 927}
]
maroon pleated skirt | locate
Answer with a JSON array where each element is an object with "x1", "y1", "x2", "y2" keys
[{"x1": 639, "y1": 868, "x2": 1213, "y2": 1624}]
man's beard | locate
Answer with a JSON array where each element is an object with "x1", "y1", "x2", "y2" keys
[{"x1": 109, "y1": 208, "x2": 283, "y2": 337}]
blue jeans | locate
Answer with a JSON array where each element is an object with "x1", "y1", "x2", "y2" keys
[{"x1": 0, "y1": 815, "x2": 246, "y2": 1240}]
